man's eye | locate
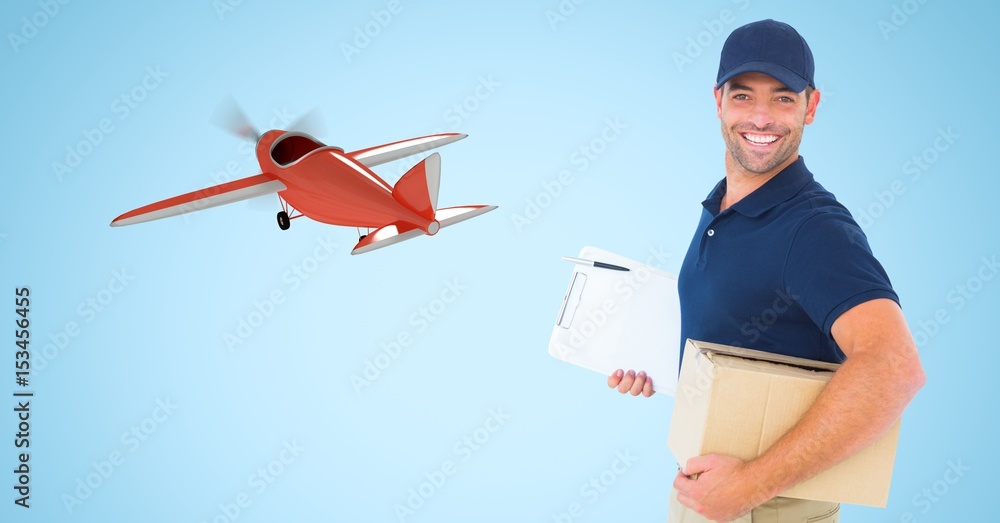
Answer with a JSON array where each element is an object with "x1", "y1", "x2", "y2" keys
[
  {"x1": 779, "y1": 96, "x2": 794, "y2": 103},
  {"x1": 733, "y1": 94, "x2": 748, "y2": 100}
]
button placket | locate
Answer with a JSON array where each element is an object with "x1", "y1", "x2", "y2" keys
[{"x1": 697, "y1": 216, "x2": 724, "y2": 267}]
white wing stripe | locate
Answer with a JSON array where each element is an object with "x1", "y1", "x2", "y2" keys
[
  {"x1": 112, "y1": 180, "x2": 286, "y2": 226},
  {"x1": 351, "y1": 134, "x2": 467, "y2": 168}
]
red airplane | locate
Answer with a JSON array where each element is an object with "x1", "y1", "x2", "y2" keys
[{"x1": 111, "y1": 130, "x2": 497, "y2": 254}]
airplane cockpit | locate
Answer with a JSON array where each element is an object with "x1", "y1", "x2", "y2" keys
[{"x1": 270, "y1": 132, "x2": 343, "y2": 167}]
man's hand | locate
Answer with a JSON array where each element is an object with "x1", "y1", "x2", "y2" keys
[
  {"x1": 607, "y1": 369, "x2": 654, "y2": 397},
  {"x1": 673, "y1": 454, "x2": 767, "y2": 522},
  {"x1": 670, "y1": 299, "x2": 924, "y2": 520}
]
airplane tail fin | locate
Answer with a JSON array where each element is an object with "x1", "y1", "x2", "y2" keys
[
  {"x1": 353, "y1": 153, "x2": 496, "y2": 254},
  {"x1": 391, "y1": 153, "x2": 440, "y2": 220}
]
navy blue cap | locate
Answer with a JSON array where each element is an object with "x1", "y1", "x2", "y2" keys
[{"x1": 716, "y1": 19, "x2": 814, "y2": 93}]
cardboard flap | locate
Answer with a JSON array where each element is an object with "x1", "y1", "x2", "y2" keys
[
  {"x1": 690, "y1": 340, "x2": 841, "y2": 372},
  {"x1": 710, "y1": 354, "x2": 834, "y2": 382}
]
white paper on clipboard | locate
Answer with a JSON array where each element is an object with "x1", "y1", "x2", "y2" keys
[{"x1": 548, "y1": 246, "x2": 681, "y2": 396}]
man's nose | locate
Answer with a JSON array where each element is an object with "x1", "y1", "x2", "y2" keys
[{"x1": 747, "y1": 100, "x2": 774, "y2": 129}]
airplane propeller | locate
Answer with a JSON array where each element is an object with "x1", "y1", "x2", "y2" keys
[
  {"x1": 210, "y1": 97, "x2": 329, "y2": 212},
  {"x1": 288, "y1": 107, "x2": 327, "y2": 138},
  {"x1": 211, "y1": 95, "x2": 261, "y2": 142},
  {"x1": 211, "y1": 96, "x2": 327, "y2": 142}
]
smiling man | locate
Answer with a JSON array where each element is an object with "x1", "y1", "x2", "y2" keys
[{"x1": 607, "y1": 19, "x2": 926, "y2": 522}]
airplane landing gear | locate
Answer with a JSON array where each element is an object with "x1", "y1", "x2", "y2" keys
[
  {"x1": 356, "y1": 226, "x2": 371, "y2": 242},
  {"x1": 277, "y1": 211, "x2": 290, "y2": 230},
  {"x1": 276, "y1": 196, "x2": 300, "y2": 230}
]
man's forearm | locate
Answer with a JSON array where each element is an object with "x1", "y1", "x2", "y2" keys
[{"x1": 741, "y1": 346, "x2": 924, "y2": 500}]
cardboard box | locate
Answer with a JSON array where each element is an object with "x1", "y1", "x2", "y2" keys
[{"x1": 667, "y1": 339, "x2": 900, "y2": 507}]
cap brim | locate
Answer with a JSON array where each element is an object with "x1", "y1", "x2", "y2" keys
[{"x1": 716, "y1": 61, "x2": 810, "y2": 93}]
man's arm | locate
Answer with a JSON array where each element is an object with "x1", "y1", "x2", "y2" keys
[{"x1": 674, "y1": 298, "x2": 926, "y2": 521}]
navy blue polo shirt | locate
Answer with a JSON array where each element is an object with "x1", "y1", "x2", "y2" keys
[{"x1": 677, "y1": 157, "x2": 898, "y2": 365}]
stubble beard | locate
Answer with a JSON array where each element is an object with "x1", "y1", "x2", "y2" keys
[{"x1": 722, "y1": 123, "x2": 803, "y2": 176}]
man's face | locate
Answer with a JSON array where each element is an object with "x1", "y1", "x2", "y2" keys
[{"x1": 714, "y1": 72, "x2": 820, "y2": 177}]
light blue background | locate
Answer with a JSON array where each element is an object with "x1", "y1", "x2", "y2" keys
[{"x1": 1, "y1": 0, "x2": 995, "y2": 521}]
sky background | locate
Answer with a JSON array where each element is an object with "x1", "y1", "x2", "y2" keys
[{"x1": 1, "y1": 0, "x2": 996, "y2": 521}]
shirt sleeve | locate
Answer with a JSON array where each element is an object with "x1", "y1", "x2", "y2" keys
[{"x1": 782, "y1": 211, "x2": 899, "y2": 337}]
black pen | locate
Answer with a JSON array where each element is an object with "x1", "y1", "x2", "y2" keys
[{"x1": 562, "y1": 256, "x2": 630, "y2": 272}]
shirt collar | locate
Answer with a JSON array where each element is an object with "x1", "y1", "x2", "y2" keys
[{"x1": 702, "y1": 156, "x2": 814, "y2": 218}]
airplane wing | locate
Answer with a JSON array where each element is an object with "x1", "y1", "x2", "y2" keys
[
  {"x1": 347, "y1": 133, "x2": 467, "y2": 168},
  {"x1": 111, "y1": 174, "x2": 285, "y2": 227}
]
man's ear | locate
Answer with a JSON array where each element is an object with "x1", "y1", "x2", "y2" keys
[
  {"x1": 714, "y1": 84, "x2": 724, "y2": 119},
  {"x1": 804, "y1": 88, "x2": 821, "y2": 125}
]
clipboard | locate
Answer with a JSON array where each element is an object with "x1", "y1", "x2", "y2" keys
[{"x1": 548, "y1": 246, "x2": 681, "y2": 396}]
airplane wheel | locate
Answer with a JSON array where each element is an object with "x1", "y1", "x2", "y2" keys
[
  {"x1": 359, "y1": 234, "x2": 367, "y2": 241},
  {"x1": 277, "y1": 211, "x2": 290, "y2": 230}
]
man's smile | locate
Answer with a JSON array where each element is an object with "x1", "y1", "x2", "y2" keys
[{"x1": 741, "y1": 132, "x2": 782, "y2": 147}]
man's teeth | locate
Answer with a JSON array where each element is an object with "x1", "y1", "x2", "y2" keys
[{"x1": 743, "y1": 134, "x2": 779, "y2": 145}]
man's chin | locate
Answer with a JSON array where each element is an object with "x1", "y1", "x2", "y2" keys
[
  {"x1": 734, "y1": 146, "x2": 797, "y2": 175},
  {"x1": 735, "y1": 154, "x2": 780, "y2": 175}
]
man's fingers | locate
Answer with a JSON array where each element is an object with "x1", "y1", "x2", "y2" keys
[
  {"x1": 675, "y1": 490, "x2": 707, "y2": 518},
  {"x1": 607, "y1": 369, "x2": 624, "y2": 388},
  {"x1": 629, "y1": 371, "x2": 647, "y2": 396},
  {"x1": 617, "y1": 370, "x2": 636, "y2": 393},
  {"x1": 610, "y1": 369, "x2": 654, "y2": 396},
  {"x1": 672, "y1": 471, "x2": 691, "y2": 492},
  {"x1": 674, "y1": 474, "x2": 701, "y2": 509},
  {"x1": 642, "y1": 374, "x2": 655, "y2": 397},
  {"x1": 683, "y1": 454, "x2": 715, "y2": 476}
]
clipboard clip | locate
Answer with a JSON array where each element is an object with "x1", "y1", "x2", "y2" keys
[{"x1": 556, "y1": 271, "x2": 586, "y2": 328}]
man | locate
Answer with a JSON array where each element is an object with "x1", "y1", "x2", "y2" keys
[{"x1": 607, "y1": 19, "x2": 926, "y2": 522}]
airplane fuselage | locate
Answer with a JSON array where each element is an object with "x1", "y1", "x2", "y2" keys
[{"x1": 255, "y1": 131, "x2": 436, "y2": 232}]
